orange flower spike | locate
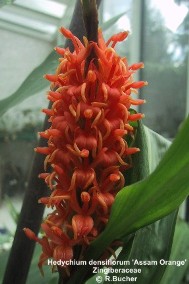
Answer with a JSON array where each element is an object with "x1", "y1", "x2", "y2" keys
[{"x1": 24, "y1": 26, "x2": 147, "y2": 272}]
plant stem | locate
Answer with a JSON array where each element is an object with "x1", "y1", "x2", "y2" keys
[
  {"x1": 81, "y1": 0, "x2": 99, "y2": 43},
  {"x1": 81, "y1": 0, "x2": 99, "y2": 75}
]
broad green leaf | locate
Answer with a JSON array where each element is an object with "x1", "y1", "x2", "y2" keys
[
  {"x1": 101, "y1": 12, "x2": 126, "y2": 31},
  {"x1": 160, "y1": 220, "x2": 189, "y2": 284},
  {"x1": 112, "y1": 211, "x2": 177, "y2": 284},
  {"x1": 127, "y1": 123, "x2": 170, "y2": 185},
  {"x1": 0, "y1": 50, "x2": 59, "y2": 117},
  {"x1": 87, "y1": 219, "x2": 178, "y2": 284},
  {"x1": 68, "y1": 116, "x2": 189, "y2": 284},
  {"x1": 143, "y1": 127, "x2": 171, "y2": 173}
]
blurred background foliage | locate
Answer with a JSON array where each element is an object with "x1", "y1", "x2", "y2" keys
[{"x1": 140, "y1": 0, "x2": 189, "y2": 138}]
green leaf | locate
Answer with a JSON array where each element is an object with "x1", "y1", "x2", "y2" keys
[
  {"x1": 86, "y1": 211, "x2": 179, "y2": 284},
  {"x1": 0, "y1": 50, "x2": 59, "y2": 117},
  {"x1": 0, "y1": 0, "x2": 15, "y2": 7},
  {"x1": 125, "y1": 122, "x2": 170, "y2": 187},
  {"x1": 112, "y1": 211, "x2": 178, "y2": 284},
  {"x1": 160, "y1": 220, "x2": 189, "y2": 284},
  {"x1": 143, "y1": 126, "x2": 171, "y2": 173},
  {"x1": 68, "y1": 116, "x2": 189, "y2": 283},
  {"x1": 101, "y1": 12, "x2": 126, "y2": 31}
]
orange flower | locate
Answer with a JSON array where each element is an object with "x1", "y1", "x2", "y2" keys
[{"x1": 24, "y1": 26, "x2": 147, "y2": 272}]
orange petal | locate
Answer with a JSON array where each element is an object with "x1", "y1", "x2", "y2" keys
[{"x1": 72, "y1": 215, "x2": 94, "y2": 239}]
